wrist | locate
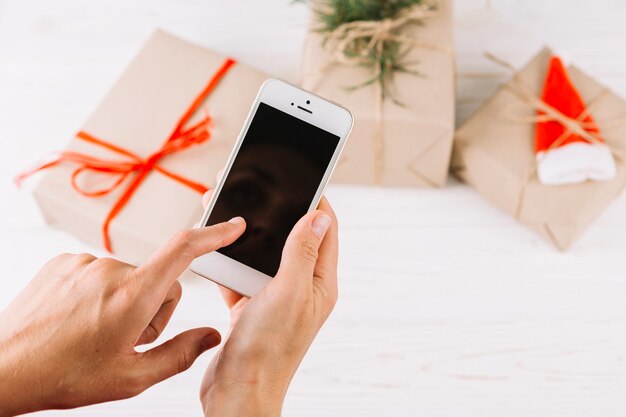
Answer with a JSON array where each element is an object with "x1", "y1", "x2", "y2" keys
[
  {"x1": 202, "y1": 380, "x2": 283, "y2": 417},
  {"x1": 201, "y1": 350, "x2": 290, "y2": 417},
  {"x1": 0, "y1": 322, "x2": 44, "y2": 416}
]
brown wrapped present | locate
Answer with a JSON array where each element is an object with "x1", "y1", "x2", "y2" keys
[
  {"x1": 300, "y1": 0, "x2": 455, "y2": 187},
  {"x1": 453, "y1": 48, "x2": 626, "y2": 250},
  {"x1": 20, "y1": 30, "x2": 268, "y2": 264}
]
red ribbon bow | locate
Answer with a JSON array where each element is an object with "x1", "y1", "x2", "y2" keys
[{"x1": 16, "y1": 58, "x2": 237, "y2": 253}]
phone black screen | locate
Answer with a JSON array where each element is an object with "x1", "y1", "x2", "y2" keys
[{"x1": 205, "y1": 102, "x2": 340, "y2": 277}]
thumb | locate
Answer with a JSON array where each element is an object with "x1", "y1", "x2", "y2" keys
[
  {"x1": 277, "y1": 210, "x2": 332, "y2": 285},
  {"x1": 138, "y1": 328, "x2": 221, "y2": 385}
]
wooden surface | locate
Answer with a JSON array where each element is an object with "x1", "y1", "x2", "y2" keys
[{"x1": 2, "y1": 0, "x2": 626, "y2": 415}]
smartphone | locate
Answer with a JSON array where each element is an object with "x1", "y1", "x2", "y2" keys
[{"x1": 189, "y1": 79, "x2": 353, "y2": 296}]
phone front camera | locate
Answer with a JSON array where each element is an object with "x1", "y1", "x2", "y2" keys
[
  {"x1": 291, "y1": 102, "x2": 294, "y2": 106},
  {"x1": 306, "y1": 100, "x2": 311, "y2": 105}
]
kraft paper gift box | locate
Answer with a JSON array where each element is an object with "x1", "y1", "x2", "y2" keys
[
  {"x1": 452, "y1": 48, "x2": 626, "y2": 250},
  {"x1": 28, "y1": 30, "x2": 268, "y2": 264},
  {"x1": 300, "y1": 0, "x2": 455, "y2": 187}
]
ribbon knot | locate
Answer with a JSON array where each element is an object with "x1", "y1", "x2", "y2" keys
[
  {"x1": 324, "y1": 0, "x2": 440, "y2": 68},
  {"x1": 16, "y1": 58, "x2": 237, "y2": 253},
  {"x1": 484, "y1": 52, "x2": 623, "y2": 155}
]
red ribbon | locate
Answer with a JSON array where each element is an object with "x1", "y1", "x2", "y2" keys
[{"x1": 15, "y1": 58, "x2": 237, "y2": 253}]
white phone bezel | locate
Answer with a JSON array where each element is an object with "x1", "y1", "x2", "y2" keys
[{"x1": 189, "y1": 78, "x2": 353, "y2": 297}]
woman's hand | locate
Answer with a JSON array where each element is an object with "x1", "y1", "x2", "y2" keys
[
  {"x1": 199, "y1": 190, "x2": 339, "y2": 417},
  {"x1": 0, "y1": 218, "x2": 246, "y2": 417}
]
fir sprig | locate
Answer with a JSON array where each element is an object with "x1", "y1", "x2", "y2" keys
[
  {"x1": 314, "y1": 0, "x2": 424, "y2": 31},
  {"x1": 302, "y1": 0, "x2": 426, "y2": 103}
]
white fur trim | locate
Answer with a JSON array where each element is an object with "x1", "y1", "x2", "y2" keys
[{"x1": 536, "y1": 142, "x2": 616, "y2": 185}]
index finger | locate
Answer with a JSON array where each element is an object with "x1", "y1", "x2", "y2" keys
[{"x1": 136, "y1": 217, "x2": 246, "y2": 291}]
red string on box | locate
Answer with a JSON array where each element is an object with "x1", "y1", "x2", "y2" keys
[{"x1": 15, "y1": 58, "x2": 237, "y2": 253}]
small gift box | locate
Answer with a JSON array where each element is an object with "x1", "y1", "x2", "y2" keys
[
  {"x1": 453, "y1": 48, "x2": 626, "y2": 250},
  {"x1": 300, "y1": 0, "x2": 455, "y2": 187},
  {"x1": 20, "y1": 30, "x2": 268, "y2": 264}
]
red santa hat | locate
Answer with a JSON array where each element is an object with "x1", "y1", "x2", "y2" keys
[{"x1": 535, "y1": 56, "x2": 616, "y2": 185}]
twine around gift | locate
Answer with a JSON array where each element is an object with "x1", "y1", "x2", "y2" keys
[
  {"x1": 483, "y1": 53, "x2": 626, "y2": 219},
  {"x1": 322, "y1": 0, "x2": 443, "y2": 68},
  {"x1": 310, "y1": 0, "x2": 452, "y2": 184},
  {"x1": 15, "y1": 58, "x2": 237, "y2": 253}
]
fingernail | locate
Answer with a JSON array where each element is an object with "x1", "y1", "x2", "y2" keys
[
  {"x1": 312, "y1": 214, "x2": 331, "y2": 238},
  {"x1": 228, "y1": 216, "x2": 245, "y2": 224},
  {"x1": 202, "y1": 332, "x2": 221, "y2": 350}
]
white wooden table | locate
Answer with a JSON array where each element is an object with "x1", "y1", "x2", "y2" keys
[{"x1": 2, "y1": 1, "x2": 626, "y2": 416}]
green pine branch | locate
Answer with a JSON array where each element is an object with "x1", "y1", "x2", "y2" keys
[
  {"x1": 313, "y1": 0, "x2": 424, "y2": 31},
  {"x1": 298, "y1": 0, "x2": 426, "y2": 102}
]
